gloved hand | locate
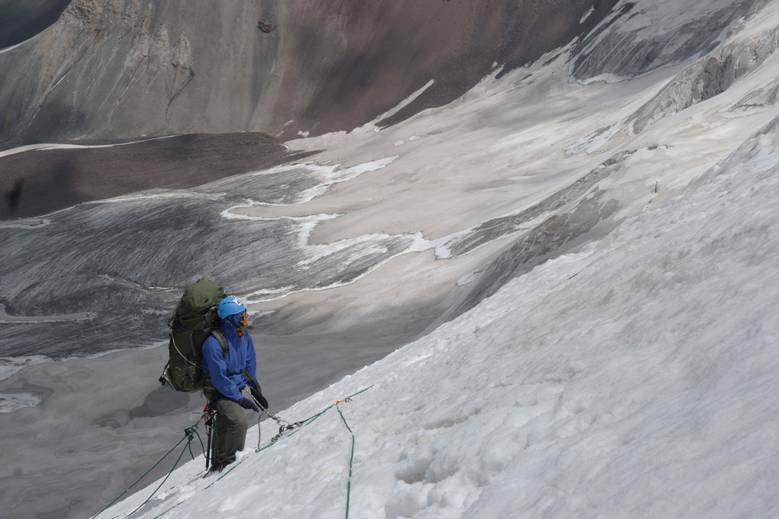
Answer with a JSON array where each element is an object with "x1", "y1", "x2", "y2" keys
[
  {"x1": 237, "y1": 397, "x2": 259, "y2": 412},
  {"x1": 242, "y1": 370, "x2": 269, "y2": 410},
  {"x1": 251, "y1": 387, "x2": 269, "y2": 410},
  {"x1": 245, "y1": 375, "x2": 259, "y2": 391}
]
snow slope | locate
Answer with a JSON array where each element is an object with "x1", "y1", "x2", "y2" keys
[
  {"x1": 98, "y1": 114, "x2": 779, "y2": 518},
  {"x1": 87, "y1": 1, "x2": 779, "y2": 518},
  {"x1": 98, "y1": 72, "x2": 779, "y2": 519}
]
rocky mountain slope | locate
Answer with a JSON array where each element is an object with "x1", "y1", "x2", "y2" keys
[{"x1": 0, "y1": 0, "x2": 615, "y2": 147}]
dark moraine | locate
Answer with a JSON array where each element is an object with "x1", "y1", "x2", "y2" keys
[{"x1": 0, "y1": 133, "x2": 315, "y2": 219}]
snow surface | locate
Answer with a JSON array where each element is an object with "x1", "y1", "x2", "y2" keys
[
  {"x1": 0, "y1": 217, "x2": 51, "y2": 229},
  {"x1": 98, "y1": 105, "x2": 779, "y2": 519},
  {"x1": 375, "y1": 80, "x2": 436, "y2": 123},
  {"x1": 0, "y1": 303, "x2": 96, "y2": 324},
  {"x1": 0, "y1": 135, "x2": 178, "y2": 158},
  {"x1": 579, "y1": 6, "x2": 596, "y2": 24},
  {"x1": 0, "y1": 31, "x2": 42, "y2": 56}
]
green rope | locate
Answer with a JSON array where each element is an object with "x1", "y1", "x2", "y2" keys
[
  {"x1": 192, "y1": 428, "x2": 206, "y2": 457},
  {"x1": 187, "y1": 441, "x2": 196, "y2": 462},
  {"x1": 95, "y1": 439, "x2": 185, "y2": 518},
  {"x1": 122, "y1": 439, "x2": 191, "y2": 518},
  {"x1": 336, "y1": 404, "x2": 356, "y2": 519},
  {"x1": 92, "y1": 421, "x2": 203, "y2": 519},
  {"x1": 344, "y1": 385, "x2": 374, "y2": 400},
  {"x1": 127, "y1": 386, "x2": 374, "y2": 517}
]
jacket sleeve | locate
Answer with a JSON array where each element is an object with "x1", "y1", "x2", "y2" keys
[
  {"x1": 202, "y1": 337, "x2": 242, "y2": 401},
  {"x1": 245, "y1": 335, "x2": 257, "y2": 381}
]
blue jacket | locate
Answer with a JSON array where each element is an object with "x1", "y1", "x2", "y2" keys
[{"x1": 201, "y1": 320, "x2": 257, "y2": 401}]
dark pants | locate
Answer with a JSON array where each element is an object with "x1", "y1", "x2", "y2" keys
[{"x1": 204, "y1": 387, "x2": 250, "y2": 467}]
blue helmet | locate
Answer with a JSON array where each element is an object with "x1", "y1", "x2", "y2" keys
[{"x1": 217, "y1": 295, "x2": 246, "y2": 319}]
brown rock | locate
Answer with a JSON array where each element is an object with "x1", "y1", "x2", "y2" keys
[{"x1": 0, "y1": 0, "x2": 617, "y2": 146}]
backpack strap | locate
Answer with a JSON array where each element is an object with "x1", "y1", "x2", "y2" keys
[{"x1": 211, "y1": 329, "x2": 229, "y2": 356}]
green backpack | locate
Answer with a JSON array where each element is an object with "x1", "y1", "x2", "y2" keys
[{"x1": 160, "y1": 278, "x2": 228, "y2": 392}]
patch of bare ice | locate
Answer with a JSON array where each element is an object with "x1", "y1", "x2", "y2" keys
[
  {"x1": 0, "y1": 393, "x2": 41, "y2": 413},
  {"x1": 0, "y1": 356, "x2": 50, "y2": 381}
]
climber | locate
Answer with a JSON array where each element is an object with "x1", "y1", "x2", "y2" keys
[{"x1": 201, "y1": 295, "x2": 269, "y2": 472}]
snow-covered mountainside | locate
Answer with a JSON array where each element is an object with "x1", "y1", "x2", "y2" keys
[
  {"x1": 88, "y1": 1, "x2": 779, "y2": 518},
  {"x1": 102, "y1": 144, "x2": 779, "y2": 518}
]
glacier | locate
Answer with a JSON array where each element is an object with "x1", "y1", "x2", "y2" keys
[
  {"x1": 90, "y1": 1, "x2": 779, "y2": 517},
  {"x1": 97, "y1": 107, "x2": 779, "y2": 518}
]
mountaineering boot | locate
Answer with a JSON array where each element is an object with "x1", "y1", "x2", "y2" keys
[{"x1": 206, "y1": 461, "x2": 228, "y2": 475}]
